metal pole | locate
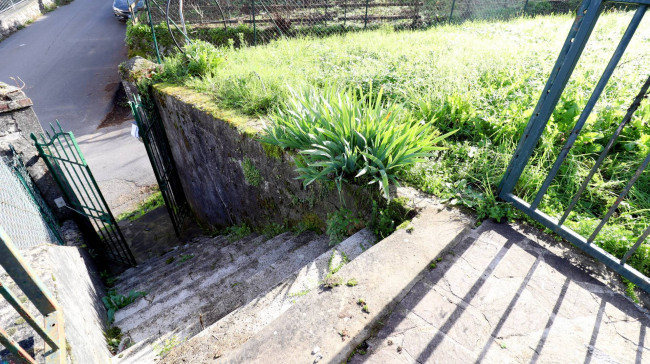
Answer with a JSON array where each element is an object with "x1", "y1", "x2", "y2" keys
[
  {"x1": 343, "y1": 0, "x2": 347, "y2": 27},
  {"x1": 449, "y1": 0, "x2": 456, "y2": 22},
  {"x1": 251, "y1": 0, "x2": 257, "y2": 45},
  {"x1": 364, "y1": 0, "x2": 368, "y2": 28},
  {"x1": 523, "y1": 0, "x2": 529, "y2": 13},
  {"x1": 145, "y1": 0, "x2": 162, "y2": 63}
]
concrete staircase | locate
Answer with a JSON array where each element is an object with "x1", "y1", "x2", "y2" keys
[{"x1": 110, "y1": 229, "x2": 375, "y2": 363}]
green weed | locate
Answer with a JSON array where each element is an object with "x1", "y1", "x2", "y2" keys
[{"x1": 102, "y1": 290, "x2": 147, "y2": 324}]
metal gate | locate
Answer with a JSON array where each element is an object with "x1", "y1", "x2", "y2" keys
[
  {"x1": 499, "y1": 0, "x2": 650, "y2": 291},
  {"x1": 129, "y1": 93, "x2": 190, "y2": 236},
  {"x1": 30, "y1": 122, "x2": 136, "y2": 267}
]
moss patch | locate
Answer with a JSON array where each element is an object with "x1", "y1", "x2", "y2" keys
[
  {"x1": 242, "y1": 158, "x2": 262, "y2": 187},
  {"x1": 153, "y1": 83, "x2": 261, "y2": 136},
  {"x1": 261, "y1": 142, "x2": 283, "y2": 160}
]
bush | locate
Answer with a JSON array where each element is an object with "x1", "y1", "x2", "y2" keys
[
  {"x1": 264, "y1": 85, "x2": 455, "y2": 199},
  {"x1": 159, "y1": 40, "x2": 225, "y2": 81}
]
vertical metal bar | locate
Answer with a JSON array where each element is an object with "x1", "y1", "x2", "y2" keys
[
  {"x1": 498, "y1": 0, "x2": 603, "y2": 197},
  {"x1": 449, "y1": 0, "x2": 456, "y2": 21},
  {"x1": 523, "y1": 0, "x2": 529, "y2": 13},
  {"x1": 130, "y1": 102, "x2": 181, "y2": 237},
  {"x1": 621, "y1": 224, "x2": 650, "y2": 265},
  {"x1": 588, "y1": 151, "x2": 650, "y2": 243},
  {"x1": 0, "y1": 226, "x2": 58, "y2": 315},
  {"x1": 145, "y1": 0, "x2": 162, "y2": 64},
  {"x1": 530, "y1": 5, "x2": 646, "y2": 211},
  {"x1": 343, "y1": 0, "x2": 347, "y2": 26},
  {"x1": 43, "y1": 310, "x2": 66, "y2": 364},
  {"x1": 251, "y1": 0, "x2": 256, "y2": 45},
  {"x1": 559, "y1": 75, "x2": 650, "y2": 226},
  {"x1": 0, "y1": 327, "x2": 37, "y2": 364},
  {"x1": 364, "y1": 0, "x2": 369, "y2": 28},
  {"x1": 0, "y1": 278, "x2": 59, "y2": 350}
]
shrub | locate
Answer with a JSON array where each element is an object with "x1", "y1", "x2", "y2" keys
[
  {"x1": 159, "y1": 40, "x2": 225, "y2": 81},
  {"x1": 264, "y1": 85, "x2": 455, "y2": 199}
]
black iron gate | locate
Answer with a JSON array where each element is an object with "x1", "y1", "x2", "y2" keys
[
  {"x1": 31, "y1": 122, "x2": 136, "y2": 267},
  {"x1": 129, "y1": 93, "x2": 190, "y2": 236}
]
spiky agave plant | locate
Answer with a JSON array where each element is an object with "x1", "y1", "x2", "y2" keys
[{"x1": 264, "y1": 84, "x2": 455, "y2": 199}]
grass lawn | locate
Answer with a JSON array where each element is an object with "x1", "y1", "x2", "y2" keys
[{"x1": 155, "y1": 11, "x2": 650, "y2": 276}]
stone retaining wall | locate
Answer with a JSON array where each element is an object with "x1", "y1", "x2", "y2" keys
[{"x1": 120, "y1": 57, "x2": 372, "y2": 230}]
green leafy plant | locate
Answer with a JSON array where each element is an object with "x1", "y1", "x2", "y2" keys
[
  {"x1": 369, "y1": 197, "x2": 413, "y2": 239},
  {"x1": 153, "y1": 335, "x2": 185, "y2": 359},
  {"x1": 105, "y1": 326, "x2": 123, "y2": 354},
  {"x1": 326, "y1": 208, "x2": 363, "y2": 245},
  {"x1": 102, "y1": 290, "x2": 147, "y2": 324},
  {"x1": 224, "y1": 223, "x2": 252, "y2": 243},
  {"x1": 264, "y1": 85, "x2": 455, "y2": 199}
]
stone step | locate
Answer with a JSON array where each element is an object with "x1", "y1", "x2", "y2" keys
[
  {"x1": 114, "y1": 235, "x2": 239, "y2": 288},
  {"x1": 112, "y1": 231, "x2": 324, "y2": 363},
  {"x1": 113, "y1": 233, "x2": 297, "y2": 333},
  {"x1": 219, "y1": 207, "x2": 473, "y2": 363},
  {"x1": 160, "y1": 228, "x2": 377, "y2": 363},
  {"x1": 113, "y1": 234, "x2": 263, "y2": 295}
]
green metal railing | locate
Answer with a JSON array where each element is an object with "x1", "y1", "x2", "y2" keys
[
  {"x1": 499, "y1": 0, "x2": 650, "y2": 292},
  {"x1": 0, "y1": 226, "x2": 66, "y2": 364},
  {"x1": 31, "y1": 122, "x2": 136, "y2": 267}
]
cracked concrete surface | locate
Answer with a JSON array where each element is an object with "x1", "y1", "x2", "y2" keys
[{"x1": 350, "y1": 221, "x2": 650, "y2": 364}]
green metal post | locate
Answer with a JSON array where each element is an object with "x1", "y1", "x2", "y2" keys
[
  {"x1": 343, "y1": 0, "x2": 347, "y2": 26},
  {"x1": 251, "y1": 0, "x2": 256, "y2": 45},
  {"x1": 364, "y1": 0, "x2": 368, "y2": 28},
  {"x1": 145, "y1": 0, "x2": 162, "y2": 63},
  {"x1": 523, "y1": 0, "x2": 529, "y2": 13},
  {"x1": 449, "y1": 0, "x2": 456, "y2": 22}
]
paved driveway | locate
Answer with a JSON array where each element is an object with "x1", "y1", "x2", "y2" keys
[{"x1": 0, "y1": 0, "x2": 156, "y2": 215}]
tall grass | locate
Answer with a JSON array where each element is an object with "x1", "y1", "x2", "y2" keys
[{"x1": 157, "y1": 11, "x2": 650, "y2": 275}]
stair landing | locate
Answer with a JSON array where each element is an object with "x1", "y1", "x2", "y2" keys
[{"x1": 349, "y1": 220, "x2": 650, "y2": 363}]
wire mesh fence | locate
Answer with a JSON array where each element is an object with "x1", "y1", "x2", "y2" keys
[
  {"x1": 0, "y1": 151, "x2": 61, "y2": 249},
  {"x1": 145, "y1": 0, "x2": 582, "y2": 47},
  {"x1": 0, "y1": 0, "x2": 28, "y2": 14}
]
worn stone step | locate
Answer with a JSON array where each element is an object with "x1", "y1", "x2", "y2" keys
[
  {"x1": 113, "y1": 234, "x2": 260, "y2": 295},
  {"x1": 160, "y1": 229, "x2": 377, "y2": 363},
  {"x1": 113, "y1": 233, "x2": 297, "y2": 332},
  {"x1": 220, "y1": 207, "x2": 473, "y2": 363},
  {"x1": 114, "y1": 235, "x2": 237, "y2": 288},
  {"x1": 112, "y1": 232, "x2": 323, "y2": 364}
]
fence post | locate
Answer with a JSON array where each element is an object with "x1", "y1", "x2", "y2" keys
[
  {"x1": 364, "y1": 0, "x2": 368, "y2": 28},
  {"x1": 523, "y1": 0, "x2": 530, "y2": 13},
  {"x1": 343, "y1": 0, "x2": 347, "y2": 26},
  {"x1": 449, "y1": 0, "x2": 456, "y2": 22},
  {"x1": 145, "y1": 0, "x2": 162, "y2": 64},
  {"x1": 251, "y1": 0, "x2": 257, "y2": 45}
]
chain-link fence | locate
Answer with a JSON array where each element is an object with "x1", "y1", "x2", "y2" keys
[
  {"x1": 0, "y1": 0, "x2": 29, "y2": 14},
  {"x1": 0, "y1": 151, "x2": 62, "y2": 249},
  {"x1": 146, "y1": 0, "x2": 582, "y2": 47}
]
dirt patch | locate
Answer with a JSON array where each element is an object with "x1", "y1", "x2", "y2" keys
[{"x1": 98, "y1": 82, "x2": 133, "y2": 129}]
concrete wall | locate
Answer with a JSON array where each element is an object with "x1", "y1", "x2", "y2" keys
[
  {"x1": 120, "y1": 57, "x2": 371, "y2": 230},
  {"x1": 0, "y1": 0, "x2": 57, "y2": 39},
  {"x1": 0, "y1": 82, "x2": 69, "y2": 220},
  {"x1": 0, "y1": 244, "x2": 111, "y2": 364}
]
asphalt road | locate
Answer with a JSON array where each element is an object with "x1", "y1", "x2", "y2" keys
[{"x1": 0, "y1": 0, "x2": 156, "y2": 215}]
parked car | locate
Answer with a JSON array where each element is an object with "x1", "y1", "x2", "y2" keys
[{"x1": 113, "y1": 0, "x2": 144, "y2": 20}]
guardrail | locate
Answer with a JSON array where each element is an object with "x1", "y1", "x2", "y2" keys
[{"x1": 0, "y1": 226, "x2": 66, "y2": 364}]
